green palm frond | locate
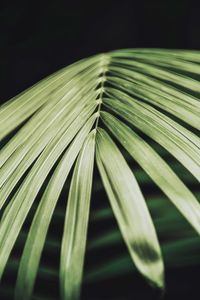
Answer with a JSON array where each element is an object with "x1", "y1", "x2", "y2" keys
[{"x1": 0, "y1": 48, "x2": 200, "y2": 300}]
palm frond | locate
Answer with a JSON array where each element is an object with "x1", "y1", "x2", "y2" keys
[
  {"x1": 0, "y1": 48, "x2": 200, "y2": 300},
  {"x1": 14, "y1": 117, "x2": 96, "y2": 300}
]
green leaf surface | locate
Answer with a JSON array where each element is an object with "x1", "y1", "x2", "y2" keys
[
  {"x1": 101, "y1": 111, "x2": 200, "y2": 233},
  {"x1": 14, "y1": 115, "x2": 97, "y2": 300},
  {"x1": 0, "y1": 103, "x2": 97, "y2": 278},
  {"x1": 96, "y1": 128, "x2": 164, "y2": 288},
  {"x1": 60, "y1": 130, "x2": 96, "y2": 300},
  {"x1": 103, "y1": 94, "x2": 200, "y2": 182}
]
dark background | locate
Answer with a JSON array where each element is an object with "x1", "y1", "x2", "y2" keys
[
  {"x1": 0, "y1": 0, "x2": 199, "y2": 103},
  {"x1": 0, "y1": 1, "x2": 200, "y2": 300}
]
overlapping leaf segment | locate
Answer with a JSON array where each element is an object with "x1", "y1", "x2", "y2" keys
[{"x1": 0, "y1": 49, "x2": 200, "y2": 300}]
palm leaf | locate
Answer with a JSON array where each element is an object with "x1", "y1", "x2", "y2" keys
[
  {"x1": 14, "y1": 116, "x2": 96, "y2": 300},
  {"x1": 0, "y1": 48, "x2": 200, "y2": 299}
]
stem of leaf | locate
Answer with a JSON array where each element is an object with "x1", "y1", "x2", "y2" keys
[{"x1": 94, "y1": 53, "x2": 110, "y2": 133}]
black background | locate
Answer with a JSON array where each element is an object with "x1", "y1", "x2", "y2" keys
[
  {"x1": 0, "y1": 0, "x2": 199, "y2": 103},
  {"x1": 0, "y1": 1, "x2": 200, "y2": 299}
]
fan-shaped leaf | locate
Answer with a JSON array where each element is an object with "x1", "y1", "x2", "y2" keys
[{"x1": 0, "y1": 48, "x2": 200, "y2": 299}]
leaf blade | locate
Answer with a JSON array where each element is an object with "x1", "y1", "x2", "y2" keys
[
  {"x1": 101, "y1": 111, "x2": 200, "y2": 234},
  {"x1": 0, "y1": 107, "x2": 97, "y2": 279},
  {"x1": 96, "y1": 128, "x2": 164, "y2": 289},
  {"x1": 14, "y1": 115, "x2": 96, "y2": 300},
  {"x1": 60, "y1": 130, "x2": 96, "y2": 300}
]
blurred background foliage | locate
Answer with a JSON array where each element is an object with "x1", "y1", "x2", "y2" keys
[{"x1": 0, "y1": 1, "x2": 200, "y2": 299}]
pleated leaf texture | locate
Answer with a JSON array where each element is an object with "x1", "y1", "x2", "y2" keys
[{"x1": 0, "y1": 48, "x2": 200, "y2": 300}]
